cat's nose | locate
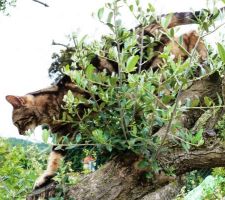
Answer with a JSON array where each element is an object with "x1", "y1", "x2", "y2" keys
[{"x1": 19, "y1": 129, "x2": 25, "y2": 135}]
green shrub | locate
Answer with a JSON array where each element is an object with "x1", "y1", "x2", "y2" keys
[
  {"x1": 0, "y1": 138, "x2": 47, "y2": 199},
  {"x1": 49, "y1": 0, "x2": 224, "y2": 175}
]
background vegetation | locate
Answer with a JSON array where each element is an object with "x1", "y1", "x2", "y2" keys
[{"x1": 0, "y1": 138, "x2": 47, "y2": 199}]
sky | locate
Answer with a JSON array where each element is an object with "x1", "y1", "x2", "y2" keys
[{"x1": 0, "y1": 0, "x2": 224, "y2": 142}]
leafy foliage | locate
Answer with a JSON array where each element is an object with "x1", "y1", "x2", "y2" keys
[
  {"x1": 0, "y1": 0, "x2": 16, "y2": 14},
  {"x1": 201, "y1": 176, "x2": 225, "y2": 200},
  {"x1": 48, "y1": 0, "x2": 225, "y2": 176},
  {"x1": 0, "y1": 138, "x2": 48, "y2": 199}
]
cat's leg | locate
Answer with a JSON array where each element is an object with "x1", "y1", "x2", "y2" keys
[{"x1": 34, "y1": 146, "x2": 66, "y2": 189}]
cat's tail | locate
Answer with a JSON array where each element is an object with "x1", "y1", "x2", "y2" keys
[
  {"x1": 165, "y1": 7, "x2": 225, "y2": 28},
  {"x1": 142, "y1": 7, "x2": 225, "y2": 37}
]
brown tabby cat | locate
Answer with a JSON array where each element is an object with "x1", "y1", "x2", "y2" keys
[
  {"x1": 6, "y1": 78, "x2": 91, "y2": 188},
  {"x1": 6, "y1": 8, "x2": 219, "y2": 188}
]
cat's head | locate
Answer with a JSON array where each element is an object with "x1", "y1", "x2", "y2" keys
[{"x1": 6, "y1": 95, "x2": 41, "y2": 135}]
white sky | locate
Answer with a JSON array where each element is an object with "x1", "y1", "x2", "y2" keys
[{"x1": 0, "y1": 0, "x2": 224, "y2": 142}]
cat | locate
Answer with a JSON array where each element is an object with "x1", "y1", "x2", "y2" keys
[
  {"x1": 6, "y1": 8, "x2": 222, "y2": 189},
  {"x1": 6, "y1": 77, "x2": 92, "y2": 188}
]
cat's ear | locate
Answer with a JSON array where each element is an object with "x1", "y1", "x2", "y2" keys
[{"x1": 5, "y1": 95, "x2": 26, "y2": 109}]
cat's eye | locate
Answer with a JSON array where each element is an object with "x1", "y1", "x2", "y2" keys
[
  {"x1": 14, "y1": 122, "x2": 20, "y2": 128},
  {"x1": 24, "y1": 121, "x2": 32, "y2": 126}
]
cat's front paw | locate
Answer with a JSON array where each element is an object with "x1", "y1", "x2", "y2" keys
[{"x1": 33, "y1": 172, "x2": 55, "y2": 189}]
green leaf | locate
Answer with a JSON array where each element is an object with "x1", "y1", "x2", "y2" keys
[
  {"x1": 125, "y1": 55, "x2": 139, "y2": 73},
  {"x1": 131, "y1": 125, "x2": 137, "y2": 136},
  {"x1": 161, "y1": 13, "x2": 172, "y2": 28},
  {"x1": 62, "y1": 112, "x2": 67, "y2": 121},
  {"x1": 42, "y1": 129, "x2": 49, "y2": 143},
  {"x1": 191, "y1": 98, "x2": 200, "y2": 107},
  {"x1": 217, "y1": 93, "x2": 223, "y2": 105},
  {"x1": 193, "y1": 129, "x2": 204, "y2": 146},
  {"x1": 182, "y1": 142, "x2": 190, "y2": 152},
  {"x1": 145, "y1": 172, "x2": 154, "y2": 179},
  {"x1": 85, "y1": 64, "x2": 95, "y2": 80},
  {"x1": 200, "y1": 66, "x2": 206, "y2": 76},
  {"x1": 135, "y1": 0, "x2": 140, "y2": 6},
  {"x1": 211, "y1": 8, "x2": 220, "y2": 20},
  {"x1": 204, "y1": 96, "x2": 213, "y2": 107},
  {"x1": 106, "y1": 23, "x2": 114, "y2": 32},
  {"x1": 169, "y1": 28, "x2": 174, "y2": 37},
  {"x1": 178, "y1": 35, "x2": 183, "y2": 45},
  {"x1": 66, "y1": 145, "x2": 76, "y2": 150},
  {"x1": 162, "y1": 94, "x2": 173, "y2": 104},
  {"x1": 198, "y1": 138, "x2": 204, "y2": 146},
  {"x1": 147, "y1": 3, "x2": 155, "y2": 12},
  {"x1": 106, "y1": 145, "x2": 112, "y2": 152},
  {"x1": 98, "y1": 7, "x2": 104, "y2": 21},
  {"x1": 217, "y1": 43, "x2": 225, "y2": 64},
  {"x1": 151, "y1": 160, "x2": 160, "y2": 172},
  {"x1": 92, "y1": 129, "x2": 105, "y2": 144},
  {"x1": 185, "y1": 98, "x2": 191, "y2": 107},
  {"x1": 202, "y1": 22, "x2": 209, "y2": 32},
  {"x1": 54, "y1": 145, "x2": 62, "y2": 150},
  {"x1": 137, "y1": 159, "x2": 149, "y2": 169},
  {"x1": 129, "y1": 5, "x2": 134, "y2": 12},
  {"x1": 64, "y1": 64, "x2": 70, "y2": 72},
  {"x1": 192, "y1": 129, "x2": 203, "y2": 144},
  {"x1": 107, "y1": 11, "x2": 113, "y2": 24},
  {"x1": 76, "y1": 133, "x2": 82, "y2": 143}
]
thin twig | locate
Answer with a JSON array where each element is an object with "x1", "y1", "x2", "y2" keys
[
  {"x1": 32, "y1": 0, "x2": 49, "y2": 7},
  {"x1": 143, "y1": 87, "x2": 168, "y2": 109},
  {"x1": 131, "y1": 27, "x2": 145, "y2": 120},
  {"x1": 168, "y1": 132, "x2": 200, "y2": 147},
  {"x1": 202, "y1": 21, "x2": 225, "y2": 38},
  {"x1": 52, "y1": 40, "x2": 69, "y2": 48},
  {"x1": 162, "y1": 30, "x2": 191, "y2": 57},
  {"x1": 159, "y1": 86, "x2": 183, "y2": 147},
  {"x1": 51, "y1": 143, "x2": 98, "y2": 147},
  {"x1": 113, "y1": 1, "x2": 128, "y2": 141},
  {"x1": 138, "y1": 28, "x2": 145, "y2": 73},
  {"x1": 183, "y1": 105, "x2": 225, "y2": 110}
]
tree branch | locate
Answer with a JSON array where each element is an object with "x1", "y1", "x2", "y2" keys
[
  {"x1": 32, "y1": 0, "x2": 49, "y2": 7},
  {"x1": 52, "y1": 40, "x2": 69, "y2": 48}
]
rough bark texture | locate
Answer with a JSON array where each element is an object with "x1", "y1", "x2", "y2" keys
[
  {"x1": 26, "y1": 182, "x2": 56, "y2": 200},
  {"x1": 65, "y1": 154, "x2": 186, "y2": 200},
  {"x1": 26, "y1": 74, "x2": 225, "y2": 200}
]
